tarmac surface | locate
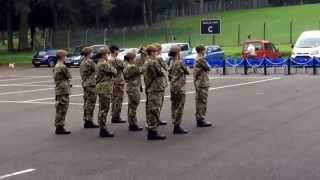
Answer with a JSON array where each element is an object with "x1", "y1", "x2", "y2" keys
[{"x1": 1, "y1": 65, "x2": 320, "y2": 180}]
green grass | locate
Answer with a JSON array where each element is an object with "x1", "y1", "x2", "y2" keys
[
  {"x1": 0, "y1": 51, "x2": 33, "y2": 65},
  {"x1": 109, "y1": 3, "x2": 320, "y2": 56}
]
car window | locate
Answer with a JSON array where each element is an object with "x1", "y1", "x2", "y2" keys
[
  {"x1": 47, "y1": 50, "x2": 57, "y2": 55},
  {"x1": 265, "y1": 43, "x2": 273, "y2": 51},
  {"x1": 179, "y1": 44, "x2": 189, "y2": 51},
  {"x1": 38, "y1": 51, "x2": 47, "y2": 56},
  {"x1": 296, "y1": 37, "x2": 320, "y2": 48},
  {"x1": 245, "y1": 43, "x2": 262, "y2": 51},
  {"x1": 207, "y1": 47, "x2": 213, "y2": 53}
]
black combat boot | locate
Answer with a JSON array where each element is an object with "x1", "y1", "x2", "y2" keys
[
  {"x1": 173, "y1": 125, "x2": 188, "y2": 134},
  {"x1": 147, "y1": 129, "x2": 166, "y2": 140},
  {"x1": 99, "y1": 128, "x2": 115, "y2": 138},
  {"x1": 197, "y1": 120, "x2": 212, "y2": 128},
  {"x1": 84, "y1": 121, "x2": 99, "y2": 129},
  {"x1": 129, "y1": 124, "x2": 143, "y2": 132},
  {"x1": 111, "y1": 118, "x2": 126, "y2": 124},
  {"x1": 158, "y1": 120, "x2": 168, "y2": 126},
  {"x1": 55, "y1": 126, "x2": 71, "y2": 135}
]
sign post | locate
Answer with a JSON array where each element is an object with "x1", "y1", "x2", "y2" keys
[{"x1": 200, "y1": 19, "x2": 221, "y2": 45}]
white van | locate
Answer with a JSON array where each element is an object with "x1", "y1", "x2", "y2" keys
[
  {"x1": 161, "y1": 43, "x2": 191, "y2": 63},
  {"x1": 292, "y1": 31, "x2": 320, "y2": 58}
]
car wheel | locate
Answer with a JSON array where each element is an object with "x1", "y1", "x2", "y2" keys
[
  {"x1": 33, "y1": 64, "x2": 40, "y2": 68},
  {"x1": 48, "y1": 60, "x2": 55, "y2": 67}
]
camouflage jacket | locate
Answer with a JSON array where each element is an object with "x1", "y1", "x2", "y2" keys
[
  {"x1": 80, "y1": 59, "x2": 96, "y2": 88},
  {"x1": 193, "y1": 56, "x2": 210, "y2": 88},
  {"x1": 96, "y1": 60, "x2": 117, "y2": 95},
  {"x1": 168, "y1": 60, "x2": 189, "y2": 93},
  {"x1": 124, "y1": 64, "x2": 142, "y2": 92},
  {"x1": 143, "y1": 57, "x2": 166, "y2": 93},
  {"x1": 109, "y1": 57, "x2": 125, "y2": 85},
  {"x1": 54, "y1": 63, "x2": 72, "y2": 95},
  {"x1": 157, "y1": 56, "x2": 169, "y2": 88}
]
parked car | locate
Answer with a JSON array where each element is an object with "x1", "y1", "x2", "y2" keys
[
  {"x1": 65, "y1": 45, "x2": 86, "y2": 67},
  {"x1": 90, "y1": 44, "x2": 109, "y2": 63},
  {"x1": 291, "y1": 30, "x2": 320, "y2": 59},
  {"x1": 161, "y1": 43, "x2": 191, "y2": 63},
  {"x1": 242, "y1": 40, "x2": 281, "y2": 59},
  {"x1": 118, "y1": 48, "x2": 139, "y2": 61},
  {"x1": 183, "y1": 45, "x2": 225, "y2": 68},
  {"x1": 32, "y1": 50, "x2": 58, "y2": 68}
]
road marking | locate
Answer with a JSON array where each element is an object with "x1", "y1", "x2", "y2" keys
[
  {"x1": 0, "y1": 169, "x2": 36, "y2": 179},
  {"x1": 0, "y1": 88, "x2": 53, "y2": 96},
  {"x1": 25, "y1": 93, "x2": 84, "y2": 102},
  {"x1": 0, "y1": 77, "x2": 280, "y2": 106},
  {"x1": 0, "y1": 76, "x2": 47, "y2": 82}
]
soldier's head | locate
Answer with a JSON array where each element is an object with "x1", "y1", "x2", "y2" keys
[
  {"x1": 81, "y1": 47, "x2": 93, "y2": 59},
  {"x1": 196, "y1": 45, "x2": 206, "y2": 56},
  {"x1": 56, "y1": 49, "x2": 68, "y2": 63},
  {"x1": 146, "y1": 45, "x2": 157, "y2": 58},
  {"x1": 153, "y1": 43, "x2": 162, "y2": 55},
  {"x1": 124, "y1": 52, "x2": 136, "y2": 64},
  {"x1": 96, "y1": 47, "x2": 110, "y2": 62},
  {"x1": 110, "y1": 45, "x2": 120, "y2": 57},
  {"x1": 168, "y1": 46, "x2": 181, "y2": 60}
]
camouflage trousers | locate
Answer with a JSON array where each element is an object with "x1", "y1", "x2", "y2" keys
[
  {"x1": 111, "y1": 84, "x2": 125, "y2": 120},
  {"x1": 98, "y1": 94, "x2": 112, "y2": 130},
  {"x1": 146, "y1": 91, "x2": 163, "y2": 130},
  {"x1": 55, "y1": 95, "x2": 69, "y2": 127},
  {"x1": 83, "y1": 86, "x2": 97, "y2": 122},
  {"x1": 195, "y1": 87, "x2": 209, "y2": 121},
  {"x1": 127, "y1": 90, "x2": 141, "y2": 125},
  {"x1": 171, "y1": 91, "x2": 186, "y2": 125}
]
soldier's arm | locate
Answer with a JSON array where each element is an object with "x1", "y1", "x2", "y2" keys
[
  {"x1": 159, "y1": 58, "x2": 168, "y2": 71},
  {"x1": 64, "y1": 67, "x2": 73, "y2": 87},
  {"x1": 200, "y1": 59, "x2": 211, "y2": 72},
  {"x1": 153, "y1": 62, "x2": 165, "y2": 77}
]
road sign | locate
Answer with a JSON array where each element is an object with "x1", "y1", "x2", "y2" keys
[{"x1": 200, "y1": 19, "x2": 221, "y2": 35}]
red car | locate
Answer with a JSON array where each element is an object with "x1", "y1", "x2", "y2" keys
[{"x1": 242, "y1": 40, "x2": 281, "y2": 59}]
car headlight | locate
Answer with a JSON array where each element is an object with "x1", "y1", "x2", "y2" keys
[{"x1": 311, "y1": 50, "x2": 319, "y2": 56}]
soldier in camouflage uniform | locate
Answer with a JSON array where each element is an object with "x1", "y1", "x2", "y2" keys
[
  {"x1": 153, "y1": 43, "x2": 168, "y2": 126},
  {"x1": 168, "y1": 46, "x2": 189, "y2": 134},
  {"x1": 96, "y1": 48, "x2": 117, "y2": 138},
  {"x1": 193, "y1": 45, "x2": 212, "y2": 127},
  {"x1": 54, "y1": 50, "x2": 72, "y2": 135},
  {"x1": 143, "y1": 45, "x2": 167, "y2": 140},
  {"x1": 109, "y1": 45, "x2": 126, "y2": 124},
  {"x1": 80, "y1": 47, "x2": 99, "y2": 129},
  {"x1": 124, "y1": 52, "x2": 143, "y2": 132}
]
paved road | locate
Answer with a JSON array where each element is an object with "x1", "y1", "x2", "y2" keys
[{"x1": 1, "y1": 66, "x2": 320, "y2": 180}]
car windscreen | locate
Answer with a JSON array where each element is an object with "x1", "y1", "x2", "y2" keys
[
  {"x1": 161, "y1": 44, "x2": 172, "y2": 53},
  {"x1": 296, "y1": 38, "x2": 320, "y2": 48},
  {"x1": 38, "y1": 51, "x2": 47, "y2": 56},
  {"x1": 244, "y1": 43, "x2": 263, "y2": 51},
  {"x1": 47, "y1": 50, "x2": 57, "y2": 55}
]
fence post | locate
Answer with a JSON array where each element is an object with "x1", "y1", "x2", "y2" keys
[
  {"x1": 165, "y1": 22, "x2": 169, "y2": 43},
  {"x1": 122, "y1": 27, "x2": 126, "y2": 47},
  {"x1": 237, "y1": 24, "x2": 241, "y2": 47},
  {"x1": 263, "y1": 22, "x2": 266, "y2": 40},
  {"x1": 263, "y1": 57, "x2": 267, "y2": 75},
  {"x1": 188, "y1": 31, "x2": 192, "y2": 47},
  {"x1": 222, "y1": 58, "x2": 226, "y2": 75},
  {"x1": 244, "y1": 58, "x2": 248, "y2": 75},
  {"x1": 287, "y1": 57, "x2": 291, "y2": 75},
  {"x1": 85, "y1": 29, "x2": 89, "y2": 45},
  {"x1": 103, "y1": 28, "x2": 108, "y2": 45},
  {"x1": 290, "y1": 21, "x2": 293, "y2": 44},
  {"x1": 67, "y1": 30, "x2": 71, "y2": 50},
  {"x1": 313, "y1": 57, "x2": 317, "y2": 75}
]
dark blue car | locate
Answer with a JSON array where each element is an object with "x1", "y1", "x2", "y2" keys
[
  {"x1": 32, "y1": 50, "x2": 58, "y2": 68},
  {"x1": 183, "y1": 46, "x2": 225, "y2": 68}
]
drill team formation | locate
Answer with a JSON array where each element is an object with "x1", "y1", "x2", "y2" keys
[{"x1": 53, "y1": 44, "x2": 212, "y2": 141}]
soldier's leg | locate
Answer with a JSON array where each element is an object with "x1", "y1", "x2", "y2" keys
[
  {"x1": 55, "y1": 95, "x2": 69, "y2": 127},
  {"x1": 146, "y1": 92, "x2": 166, "y2": 140},
  {"x1": 98, "y1": 94, "x2": 114, "y2": 137},
  {"x1": 86, "y1": 87, "x2": 97, "y2": 122},
  {"x1": 111, "y1": 84, "x2": 125, "y2": 121},
  {"x1": 127, "y1": 91, "x2": 140, "y2": 125},
  {"x1": 146, "y1": 92, "x2": 161, "y2": 130},
  {"x1": 83, "y1": 88, "x2": 88, "y2": 121},
  {"x1": 170, "y1": 91, "x2": 177, "y2": 124},
  {"x1": 174, "y1": 92, "x2": 186, "y2": 126},
  {"x1": 195, "y1": 87, "x2": 208, "y2": 121},
  {"x1": 158, "y1": 91, "x2": 167, "y2": 125}
]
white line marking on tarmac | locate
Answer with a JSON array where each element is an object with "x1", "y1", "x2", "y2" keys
[
  {"x1": 0, "y1": 88, "x2": 53, "y2": 96},
  {"x1": 25, "y1": 93, "x2": 84, "y2": 102},
  {"x1": 0, "y1": 76, "x2": 47, "y2": 82},
  {"x1": 0, "y1": 77, "x2": 280, "y2": 106},
  {"x1": 0, "y1": 169, "x2": 36, "y2": 179}
]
